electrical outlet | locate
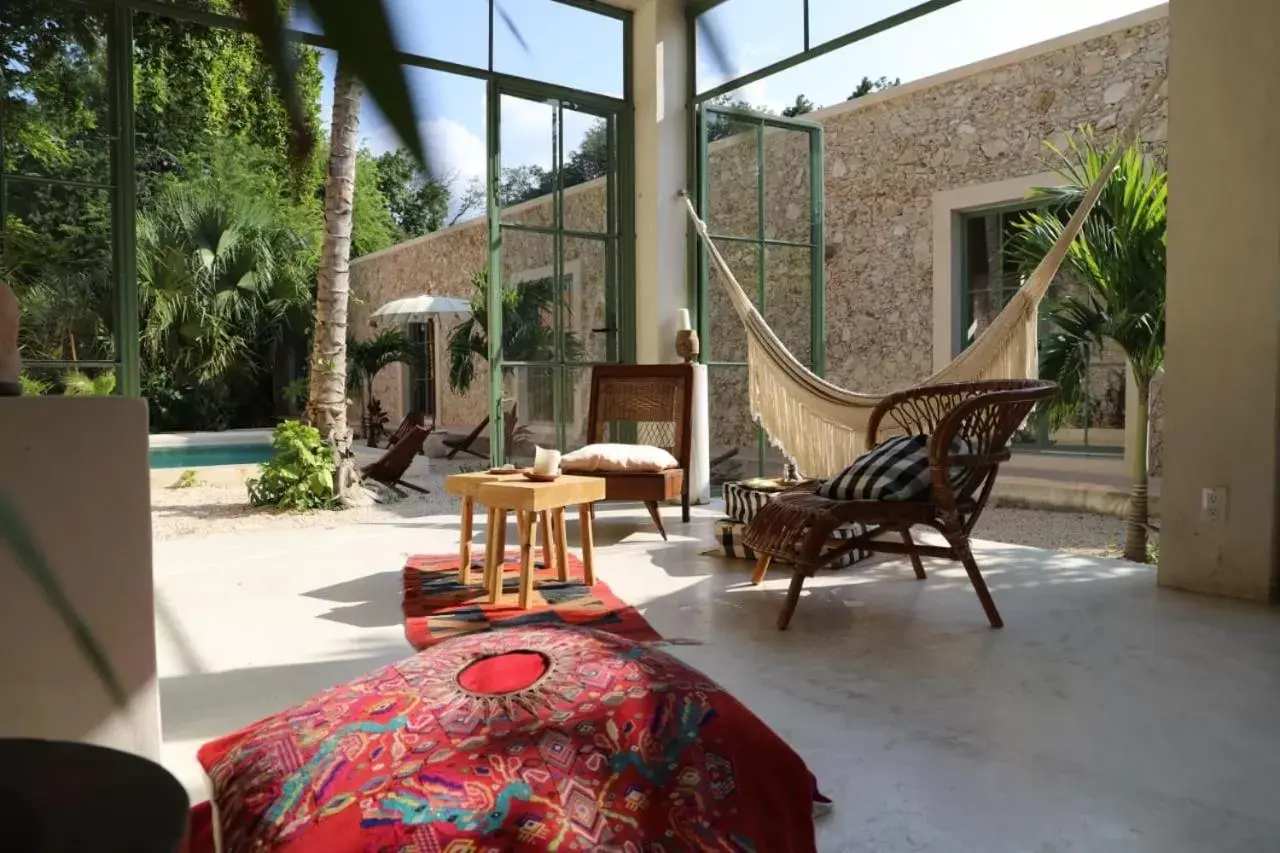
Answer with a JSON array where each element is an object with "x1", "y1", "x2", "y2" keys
[{"x1": 1201, "y1": 486, "x2": 1227, "y2": 522}]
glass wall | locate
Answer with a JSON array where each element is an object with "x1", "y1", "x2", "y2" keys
[{"x1": 2, "y1": 0, "x2": 632, "y2": 456}]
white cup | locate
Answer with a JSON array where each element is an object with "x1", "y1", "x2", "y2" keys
[{"x1": 533, "y1": 446, "x2": 562, "y2": 476}]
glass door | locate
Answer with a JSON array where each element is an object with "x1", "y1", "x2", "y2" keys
[
  {"x1": 490, "y1": 83, "x2": 627, "y2": 464},
  {"x1": 696, "y1": 103, "x2": 825, "y2": 484}
]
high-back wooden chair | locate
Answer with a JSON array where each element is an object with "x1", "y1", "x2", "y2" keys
[
  {"x1": 743, "y1": 379, "x2": 1057, "y2": 629},
  {"x1": 584, "y1": 364, "x2": 694, "y2": 540}
]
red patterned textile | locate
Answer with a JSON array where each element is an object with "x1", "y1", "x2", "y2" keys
[{"x1": 198, "y1": 626, "x2": 820, "y2": 852}]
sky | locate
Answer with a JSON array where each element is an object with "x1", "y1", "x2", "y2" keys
[{"x1": 314, "y1": 0, "x2": 1163, "y2": 214}]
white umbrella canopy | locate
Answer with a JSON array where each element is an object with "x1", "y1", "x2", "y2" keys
[{"x1": 370, "y1": 294, "x2": 472, "y2": 326}]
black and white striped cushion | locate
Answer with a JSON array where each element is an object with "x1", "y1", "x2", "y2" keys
[{"x1": 817, "y1": 434, "x2": 971, "y2": 501}]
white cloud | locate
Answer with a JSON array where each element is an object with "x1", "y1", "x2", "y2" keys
[{"x1": 423, "y1": 117, "x2": 486, "y2": 188}]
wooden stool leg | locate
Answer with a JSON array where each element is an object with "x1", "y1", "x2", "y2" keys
[
  {"x1": 901, "y1": 528, "x2": 927, "y2": 580},
  {"x1": 538, "y1": 510, "x2": 553, "y2": 572},
  {"x1": 578, "y1": 503, "x2": 596, "y2": 586},
  {"x1": 553, "y1": 508, "x2": 570, "y2": 582},
  {"x1": 777, "y1": 569, "x2": 808, "y2": 631},
  {"x1": 482, "y1": 506, "x2": 497, "y2": 593},
  {"x1": 750, "y1": 554, "x2": 772, "y2": 585},
  {"x1": 488, "y1": 509, "x2": 508, "y2": 605},
  {"x1": 459, "y1": 496, "x2": 474, "y2": 584},
  {"x1": 518, "y1": 510, "x2": 538, "y2": 609}
]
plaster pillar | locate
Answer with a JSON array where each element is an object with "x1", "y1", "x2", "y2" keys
[
  {"x1": 1159, "y1": 0, "x2": 1280, "y2": 601},
  {"x1": 631, "y1": 0, "x2": 689, "y2": 366}
]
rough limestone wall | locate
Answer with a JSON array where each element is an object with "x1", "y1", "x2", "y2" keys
[
  {"x1": 704, "y1": 13, "x2": 1168, "y2": 466},
  {"x1": 350, "y1": 181, "x2": 609, "y2": 442}
]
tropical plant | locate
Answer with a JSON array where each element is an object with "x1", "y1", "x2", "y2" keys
[
  {"x1": 247, "y1": 420, "x2": 338, "y2": 511},
  {"x1": 18, "y1": 373, "x2": 51, "y2": 397},
  {"x1": 446, "y1": 269, "x2": 584, "y2": 395},
  {"x1": 61, "y1": 369, "x2": 116, "y2": 396},
  {"x1": 306, "y1": 62, "x2": 362, "y2": 502},
  {"x1": 1006, "y1": 130, "x2": 1166, "y2": 563},
  {"x1": 347, "y1": 328, "x2": 416, "y2": 446},
  {"x1": 137, "y1": 185, "x2": 312, "y2": 387},
  {"x1": 364, "y1": 398, "x2": 391, "y2": 447}
]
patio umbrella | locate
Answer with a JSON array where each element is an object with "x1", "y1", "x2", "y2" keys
[{"x1": 370, "y1": 294, "x2": 472, "y2": 326}]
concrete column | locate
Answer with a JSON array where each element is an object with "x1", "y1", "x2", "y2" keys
[
  {"x1": 1159, "y1": 0, "x2": 1280, "y2": 601},
  {"x1": 632, "y1": 0, "x2": 689, "y2": 365}
]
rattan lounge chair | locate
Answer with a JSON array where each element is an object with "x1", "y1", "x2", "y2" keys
[
  {"x1": 361, "y1": 425, "x2": 432, "y2": 494},
  {"x1": 742, "y1": 379, "x2": 1057, "y2": 630}
]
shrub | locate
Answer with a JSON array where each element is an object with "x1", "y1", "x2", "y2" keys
[
  {"x1": 174, "y1": 470, "x2": 199, "y2": 489},
  {"x1": 246, "y1": 420, "x2": 337, "y2": 511}
]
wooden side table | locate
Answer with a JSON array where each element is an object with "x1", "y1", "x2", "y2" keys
[{"x1": 476, "y1": 475, "x2": 607, "y2": 609}]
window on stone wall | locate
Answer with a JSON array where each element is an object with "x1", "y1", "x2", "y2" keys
[{"x1": 959, "y1": 206, "x2": 1126, "y2": 455}]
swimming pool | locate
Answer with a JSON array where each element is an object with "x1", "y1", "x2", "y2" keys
[{"x1": 149, "y1": 443, "x2": 274, "y2": 469}]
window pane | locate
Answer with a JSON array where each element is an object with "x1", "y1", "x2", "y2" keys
[
  {"x1": 763, "y1": 125, "x2": 812, "y2": 243},
  {"x1": 4, "y1": 178, "x2": 115, "y2": 364},
  {"x1": 495, "y1": 0, "x2": 623, "y2": 97},
  {"x1": 807, "y1": 0, "x2": 932, "y2": 47},
  {"x1": 506, "y1": 364, "x2": 556, "y2": 464},
  {"x1": 708, "y1": 365, "x2": 754, "y2": 484},
  {"x1": 386, "y1": 0, "x2": 489, "y2": 69},
  {"x1": 764, "y1": 244, "x2": 812, "y2": 366},
  {"x1": 706, "y1": 238, "x2": 758, "y2": 363},
  {"x1": 499, "y1": 228, "x2": 556, "y2": 363},
  {"x1": 562, "y1": 236, "x2": 611, "y2": 364},
  {"x1": 561, "y1": 105, "x2": 608, "y2": 233},
  {"x1": 499, "y1": 93, "x2": 554, "y2": 220},
  {"x1": 705, "y1": 119, "x2": 760, "y2": 239},
  {"x1": 1, "y1": 3, "x2": 112, "y2": 183},
  {"x1": 696, "y1": 0, "x2": 804, "y2": 94}
]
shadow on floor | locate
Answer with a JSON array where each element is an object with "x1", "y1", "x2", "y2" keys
[{"x1": 159, "y1": 642, "x2": 410, "y2": 742}]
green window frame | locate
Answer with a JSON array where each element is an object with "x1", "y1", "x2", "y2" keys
[{"x1": 693, "y1": 103, "x2": 825, "y2": 480}]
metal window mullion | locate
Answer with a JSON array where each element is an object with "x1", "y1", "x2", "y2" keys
[
  {"x1": 696, "y1": 0, "x2": 964, "y2": 102},
  {"x1": 486, "y1": 77, "x2": 505, "y2": 464},
  {"x1": 0, "y1": 173, "x2": 115, "y2": 191},
  {"x1": 755, "y1": 120, "x2": 766, "y2": 477},
  {"x1": 553, "y1": 100, "x2": 566, "y2": 449},
  {"x1": 803, "y1": 0, "x2": 810, "y2": 52},
  {"x1": 604, "y1": 111, "x2": 618, "y2": 364},
  {"x1": 809, "y1": 123, "x2": 825, "y2": 377},
  {"x1": 696, "y1": 103, "x2": 711, "y2": 362},
  {"x1": 704, "y1": 232, "x2": 813, "y2": 250},
  {"x1": 109, "y1": 3, "x2": 139, "y2": 396}
]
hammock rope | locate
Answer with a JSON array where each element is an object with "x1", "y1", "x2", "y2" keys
[{"x1": 683, "y1": 78, "x2": 1162, "y2": 478}]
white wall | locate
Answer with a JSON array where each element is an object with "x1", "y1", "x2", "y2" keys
[
  {"x1": 632, "y1": 0, "x2": 690, "y2": 365},
  {"x1": 0, "y1": 397, "x2": 162, "y2": 759},
  {"x1": 1159, "y1": 0, "x2": 1280, "y2": 601}
]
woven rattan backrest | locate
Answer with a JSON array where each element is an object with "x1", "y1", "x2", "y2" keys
[{"x1": 587, "y1": 364, "x2": 694, "y2": 468}]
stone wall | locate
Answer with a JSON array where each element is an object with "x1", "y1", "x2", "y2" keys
[{"x1": 352, "y1": 8, "x2": 1169, "y2": 468}]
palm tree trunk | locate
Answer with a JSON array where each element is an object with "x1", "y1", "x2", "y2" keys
[
  {"x1": 308, "y1": 60, "x2": 361, "y2": 501},
  {"x1": 1123, "y1": 381, "x2": 1151, "y2": 562}
]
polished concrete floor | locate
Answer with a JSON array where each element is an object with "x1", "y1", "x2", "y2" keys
[{"x1": 153, "y1": 506, "x2": 1280, "y2": 852}]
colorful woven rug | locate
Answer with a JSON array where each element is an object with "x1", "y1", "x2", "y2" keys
[{"x1": 402, "y1": 550, "x2": 661, "y2": 650}]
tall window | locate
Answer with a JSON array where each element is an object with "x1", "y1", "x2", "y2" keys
[{"x1": 958, "y1": 206, "x2": 1126, "y2": 454}]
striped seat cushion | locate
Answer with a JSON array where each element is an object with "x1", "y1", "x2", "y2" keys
[{"x1": 817, "y1": 434, "x2": 972, "y2": 502}]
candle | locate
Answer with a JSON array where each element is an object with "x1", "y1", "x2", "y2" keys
[{"x1": 676, "y1": 308, "x2": 692, "y2": 331}]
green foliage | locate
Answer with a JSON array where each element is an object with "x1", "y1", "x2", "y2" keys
[
  {"x1": 61, "y1": 369, "x2": 116, "y2": 396},
  {"x1": 174, "y1": 469, "x2": 199, "y2": 489},
  {"x1": 374, "y1": 148, "x2": 451, "y2": 238},
  {"x1": 18, "y1": 373, "x2": 52, "y2": 397},
  {"x1": 1006, "y1": 130, "x2": 1167, "y2": 427},
  {"x1": 849, "y1": 76, "x2": 900, "y2": 99},
  {"x1": 247, "y1": 420, "x2": 338, "y2": 511},
  {"x1": 348, "y1": 327, "x2": 417, "y2": 441},
  {"x1": 282, "y1": 376, "x2": 309, "y2": 409},
  {"x1": 781, "y1": 94, "x2": 817, "y2": 118},
  {"x1": 364, "y1": 398, "x2": 391, "y2": 447},
  {"x1": 446, "y1": 269, "x2": 584, "y2": 396}
]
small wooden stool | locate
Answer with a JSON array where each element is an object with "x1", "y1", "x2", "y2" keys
[
  {"x1": 476, "y1": 475, "x2": 607, "y2": 609},
  {"x1": 443, "y1": 471, "x2": 523, "y2": 584}
]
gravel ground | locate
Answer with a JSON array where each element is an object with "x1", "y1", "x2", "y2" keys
[
  {"x1": 153, "y1": 466, "x2": 1135, "y2": 558},
  {"x1": 972, "y1": 506, "x2": 1128, "y2": 558}
]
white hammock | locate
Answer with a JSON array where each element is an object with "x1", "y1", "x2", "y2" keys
[{"x1": 683, "y1": 81, "x2": 1161, "y2": 478}]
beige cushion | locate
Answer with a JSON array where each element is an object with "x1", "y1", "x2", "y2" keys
[{"x1": 561, "y1": 443, "x2": 679, "y2": 473}]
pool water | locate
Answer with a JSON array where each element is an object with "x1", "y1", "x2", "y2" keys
[{"x1": 149, "y1": 444, "x2": 274, "y2": 469}]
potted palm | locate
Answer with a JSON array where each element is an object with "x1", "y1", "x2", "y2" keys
[{"x1": 1007, "y1": 131, "x2": 1166, "y2": 563}]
